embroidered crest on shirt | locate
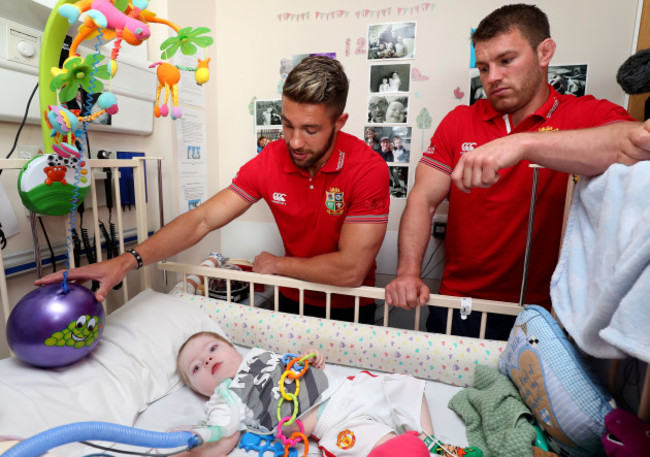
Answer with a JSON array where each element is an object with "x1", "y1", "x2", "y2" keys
[
  {"x1": 538, "y1": 126, "x2": 559, "y2": 132},
  {"x1": 336, "y1": 429, "x2": 356, "y2": 450},
  {"x1": 325, "y1": 187, "x2": 345, "y2": 216}
]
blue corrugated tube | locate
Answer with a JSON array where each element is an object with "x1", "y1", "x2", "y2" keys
[{"x1": 3, "y1": 422, "x2": 201, "y2": 457}]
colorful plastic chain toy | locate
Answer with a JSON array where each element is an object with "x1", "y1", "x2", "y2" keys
[{"x1": 275, "y1": 353, "x2": 316, "y2": 457}]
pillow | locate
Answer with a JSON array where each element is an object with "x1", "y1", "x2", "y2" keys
[
  {"x1": 0, "y1": 289, "x2": 225, "y2": 456},
  {"x1": 498, "y1": 305, "x2": 614, "y2": 457}
]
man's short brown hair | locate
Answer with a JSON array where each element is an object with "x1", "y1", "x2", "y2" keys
[
  {"x1": 472, "y1": 4, "x2": 550, "y2": 50},
  {"x1": 282, "y1": 56, "x2": 349, "y2": 119}
]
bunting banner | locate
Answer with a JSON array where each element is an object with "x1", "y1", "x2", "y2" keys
[{"x1": 278, "y1": 3, "x2": 435, "y2": 22}]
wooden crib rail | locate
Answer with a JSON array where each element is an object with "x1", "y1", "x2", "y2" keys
[{"x1": 157, "y1": 260, "x2": 522, "y2": 339}]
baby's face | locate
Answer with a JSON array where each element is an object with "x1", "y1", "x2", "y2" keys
[
  {"x1": 179, "y1": 334, "x2": 242, "y2": 396},
  {"x1": 386, "y1": 101, "x2": 405, "y2": 122}
]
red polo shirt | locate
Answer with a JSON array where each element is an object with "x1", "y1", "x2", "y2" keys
[
  {"x1": 230, "y1": 131, "x2": 390, "y2": 308},
  {"x1": 420, "y1": 85, "x2": 634, "y2": 308}
]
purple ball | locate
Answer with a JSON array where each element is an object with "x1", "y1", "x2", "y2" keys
[{"x1": 6, "y1": 283, "x2": 104, "y2": 368}]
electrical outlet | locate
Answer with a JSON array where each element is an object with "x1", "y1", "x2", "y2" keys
[
  {"x1": 6, "y1": 21, "x2": 42, "y2": 69},
  {"x1": 433, "y1": 222, "x2": 447, "y2": 239}
]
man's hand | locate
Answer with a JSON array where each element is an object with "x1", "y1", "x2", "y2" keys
[
  {"x1": 619, "y1": 119, "x2": 650, "y2": 165},
  {"x1": 385, "y1": 274, "x2": 430, "y2": 310},
  {"x1": 34, "y1": 255, "x2": 133, "y2": 303},
  {"x1": 450, "y1": 136, "x2": 525, "y2": 192},
  {"x1": 252, "y1": 251, "x2": 280, "y2": 275}
]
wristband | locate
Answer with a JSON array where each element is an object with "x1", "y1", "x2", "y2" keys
[{"x1": 127, "y1": 248, "x2": 143, "y2": 269}]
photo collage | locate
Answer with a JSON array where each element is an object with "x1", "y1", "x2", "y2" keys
[{"x1": 365, "y1": 21, "x2": 416, "y2": 199}]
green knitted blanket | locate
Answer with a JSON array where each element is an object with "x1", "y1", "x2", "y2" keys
[{"x1": 448, "y1": 365, "x2": 537, "y2": 457}]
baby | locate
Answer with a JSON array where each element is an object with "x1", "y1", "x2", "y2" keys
[{"x1": 177, "y1": 331, "x2": 483, "y2": 456}]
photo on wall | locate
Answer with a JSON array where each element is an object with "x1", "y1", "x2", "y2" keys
[
  {"x1": 367, "y1": 22, "x2": 416, "y2": 60},
  {"x1": 256, "y1": 128, "x2": 284, "y2": 153},
  {"x1": 389, "y1": 165, "x2": 409, "y2": 199},
  {"x1": 367, "y1": 94, "x2": 409, "y2": 124},
  {"x1": 548, "y1": 64, "x2": 587, "y2": 97},
  {"x1": 369, "y1": 63, "x2": 411, "y2": 93},
  {"x1": 364, "y1": 126, "x2": 412, "y2": 163},
  {"x1": 469, "y1": 63, "x2": 589, "y2": 105},
  {"x1": 255, "y1": 99, "x2": 282, "y2": 127}
]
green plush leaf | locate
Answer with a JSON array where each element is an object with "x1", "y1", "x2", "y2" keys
[
  {"x1": 81, "y1": 78, "x2": 104, "y2": 95},
  {"x1": 114, "y1": 0, "x2": 129, "y2": 12},
  {"x1": 85, "y1": 54, "x2": 105, "y2": 66},
  {"x1": 50, "y1": 74, "x2": 69, "y2": 91},
  {"x1": 180, "y1": 42, "x2": 197, "y2": 56},
  {"x1": 176, "y1": 26, "x2": 193, "y2": 36},
  {"x1": 160, "y1": 36, "x2": 178, "y2": 50},
  {"x1": 91, "y1": 65, "x2": 111, "y2": 80},
  {"x1": 193, "y1": 36, "x2": 214, "y2": 48},
  {"x1": 160, "y1": 43, "x2": 180, "y2": 59},
  {"x1": 63, "y1": 56, "x2": 83, "y2": 71},
  {"x1": 58, "y1": 83, "x2": 78, "y2": 103},
  {"x1": 188, "y1": 27, "x2": 211, "y2": 37}
]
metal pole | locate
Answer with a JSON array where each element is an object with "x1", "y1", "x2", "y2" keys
[
  {"x1": 29, "y1": 211, "x2": 43, "y2": 279},
  {"x1": 157, "y1": 158, "x2": 167, "y2": 286},
  {"x1": 519, "y1": 166, "x2": 539, "y2": 306}
]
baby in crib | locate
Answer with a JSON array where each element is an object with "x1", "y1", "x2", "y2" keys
[{"x1": 176, "y1": 331, "x2": 483, "y2": 457}]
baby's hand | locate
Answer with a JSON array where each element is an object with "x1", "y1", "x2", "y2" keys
[{"x1": 304, "y1": 350, "x2": 325, "y2": 369}]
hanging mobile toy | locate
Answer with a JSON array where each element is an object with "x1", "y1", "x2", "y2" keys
[{"x1": 10, "y1": 0, "x2": 214, "y2": 373}]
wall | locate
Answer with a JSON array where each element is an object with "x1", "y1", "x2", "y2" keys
[{"x1": 213, "y1": 0, "x2": 640, "y2": 278}]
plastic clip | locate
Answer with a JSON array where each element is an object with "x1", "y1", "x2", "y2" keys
[{"x1": 460, "y1": 297, "x2": 472, "y2": 320}]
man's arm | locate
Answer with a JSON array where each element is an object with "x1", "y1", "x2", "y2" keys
[
  {"x1": 35, "y1": 188, "x2": 252, "y2": 302},
  {"x1": 252, "y1": 222, "x2": 386, "y2": 288},
  {"x1": 385, "y1": 165, "x2": 450, "y2": 309},
  {"x1": 451, "y1": 121, "x2": 638, "y2": 192}
]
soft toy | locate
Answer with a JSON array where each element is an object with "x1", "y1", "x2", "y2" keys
[{"x1": 601, "y1": 408, "x2": 650, "y2": 457}]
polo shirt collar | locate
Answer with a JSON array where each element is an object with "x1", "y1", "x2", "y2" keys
[
  {"x1": 282, "y1": 141, "x2": 346, "y2": 175},
  {"x1": 480, "y1": 84, "x2": 561, "y2": 122}
]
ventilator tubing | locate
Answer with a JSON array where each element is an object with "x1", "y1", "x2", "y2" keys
[{"x1": 3, "y1": 421, "x2": 200, "y2": 457}]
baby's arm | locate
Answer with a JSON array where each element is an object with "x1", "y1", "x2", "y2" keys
[{"x1": 303, "y1": 349, "x2": 325, "y2": 369}]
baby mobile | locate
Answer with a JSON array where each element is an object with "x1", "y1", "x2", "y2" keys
[{"x1": 9, "y1": 0, "x2": 214, "y2": 369}]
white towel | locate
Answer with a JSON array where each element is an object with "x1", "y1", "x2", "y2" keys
[{"x1": 550, "y1": 162, "x2": 650, "y2": 363}]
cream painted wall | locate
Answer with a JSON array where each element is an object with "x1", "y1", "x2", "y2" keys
[{"x1": 212, "y1": 0, "x2": 639, "y2": 272}]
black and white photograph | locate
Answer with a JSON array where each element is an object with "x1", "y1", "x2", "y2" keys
[
  {"x1": 367, "y1": 22, "x2": 416, "y2": 60},
  {"x1": 364, "y1": 126, "x2": 412, "y2": 163},
  {"x1": 389, "y1": 165, "x2": 409, "y2": 199},
  {"x1": 256, "y1": 129, "x2": 284, "y2": 153},
  {"x1": 469, "y1": 69, "x2": 486, "y2": 106},
  {"x1": 370, "y1": 63, "x2": 411, "y2": 93},
  {"x1": 367, "y1": 94, "x2": 409, "y2": 124},
  {"x1": 255, "y1": 99, "x2": 282, "y2": 127},
  {"x1": 548, "y1": 64, "x2": 587, "y2": 97},
  {"x1": 469, "y1": 63, "x2": 589, "y2": 106}
]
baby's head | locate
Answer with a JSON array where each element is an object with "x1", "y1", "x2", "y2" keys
[{"x1": 177, "y1": 331, "x2": 243, "y2": 397}]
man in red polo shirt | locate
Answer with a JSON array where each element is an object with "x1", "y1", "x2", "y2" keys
[
  {"x1": 38, "y1": 56, "x2": 389, "y2": 324},
  {"x1": 384, "y1": 4, "x2": 638, "y2": 339}
]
